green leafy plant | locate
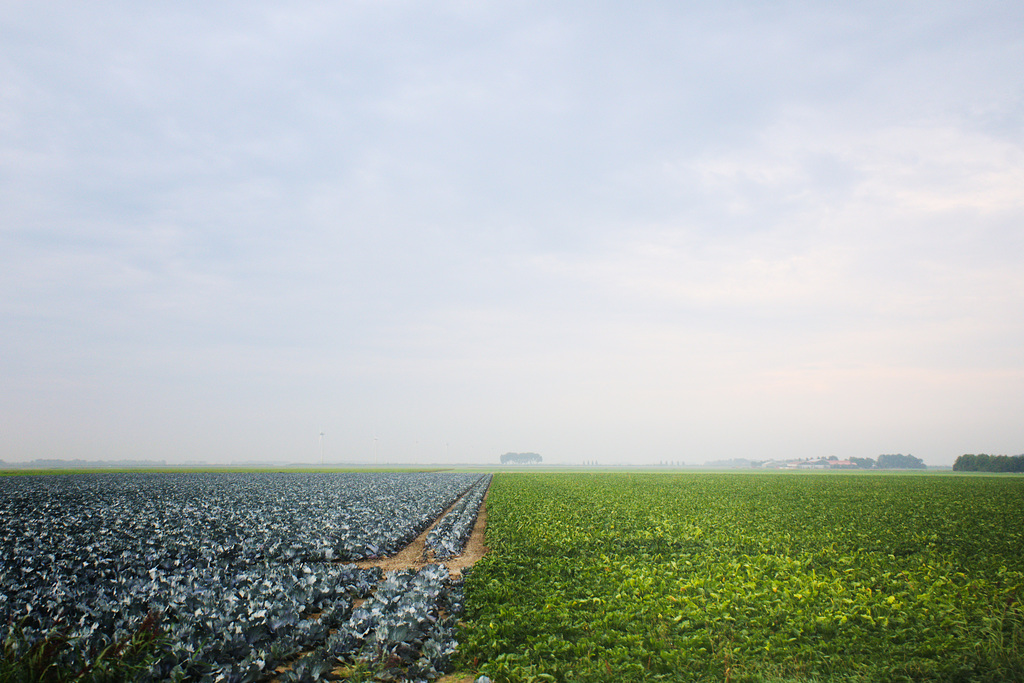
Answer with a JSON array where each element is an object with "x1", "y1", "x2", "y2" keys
[
  {"x1": 458, "y1": 472, "x2": 1024, "y2": 682},
  {"x1": 1, "y1": 611, "x2": 165, "y2": 683}
]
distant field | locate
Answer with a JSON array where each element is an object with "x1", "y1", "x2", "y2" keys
[{"x1": 459, "y1": 472, "x2": 1024, "y2": 682}]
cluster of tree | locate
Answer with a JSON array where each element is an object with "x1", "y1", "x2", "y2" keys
[
  {"x1": 848, "y1": 457, "x2": 877, "y2": 469},
  {"x1": 952, "y1": 453, "x2": 1024, "y2": 473},
  {"x1": 876, "y1": 453, "x2": 926, "y2": 469},
  {"x1": 500, "y1": 452, "x2": 542, "y2": 464}
]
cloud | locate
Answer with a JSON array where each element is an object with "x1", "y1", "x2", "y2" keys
[{"x1": 2, "y1": 1, "x2": 1023, "y2": 465}]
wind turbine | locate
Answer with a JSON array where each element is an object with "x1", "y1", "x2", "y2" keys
[{"x1": 319, "y1": 429, "x2": 325, "y2": 466}]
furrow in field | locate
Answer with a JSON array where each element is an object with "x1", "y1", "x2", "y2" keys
[
  {"x1": 353, "y1": 474, "x2": 491, "y2": 577},
  {"x1": 271, "y1": 475, "x2": 492, "y2": 680}
]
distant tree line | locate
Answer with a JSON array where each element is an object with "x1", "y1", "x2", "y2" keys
[
  {"x1": 875, "y1": 453, "x2": 926, "y2": 469},
  {"x1": 0, "y1": 458, "x2": 169, "y2": 469},
  {"x1": 952, "y1": 454, "x2": 1024, "y2": 473},
  {"x1": 500, "y1": 452, "x2": 542, "y2": 464}
]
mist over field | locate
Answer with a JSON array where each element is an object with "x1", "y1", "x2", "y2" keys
[{"x1": 2, "y1": 1, "x2": 1022, "y2": 467}]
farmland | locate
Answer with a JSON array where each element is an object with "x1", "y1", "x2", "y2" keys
[
  {"x1": 459, "y1": 472, "x2": 1024, "y2": 682},
  {"x1": 0, "y1": 471, "x2": 490, "y2": 682},
  {"x1": 2, "y1": 470, "x2": 1022, "y2": 682}
]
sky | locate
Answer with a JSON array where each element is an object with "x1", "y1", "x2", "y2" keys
[{"x1": 2, "y1": 1, "x2": 1022, "y2": 467}]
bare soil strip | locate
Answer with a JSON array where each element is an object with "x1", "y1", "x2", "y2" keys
[
  {"x1": 354, "y1": 486, "x2": 490, "y2": 578},
  {"x1": 433, "y1": 491, "x2": 491, "y2": 683},
  {"x1": 273, "y1": 484, "x2": 491, "y2": 680},
  {"x1": 440, "y1": 491, "x2": 488, "y2": 579}
]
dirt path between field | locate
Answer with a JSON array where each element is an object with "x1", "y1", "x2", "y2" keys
[
  {"x1": 272, "y1": 485, "x2": 491, "y2": 681},
  {"x1": 353, "y1": 487, "x2": 489, "y2": 578},
  {"x1": 427, "y1": 490, "x2": 490, "y2": 683},
  {"x1": 445, "y1": 492, "x2": 488, "y2": 578}
]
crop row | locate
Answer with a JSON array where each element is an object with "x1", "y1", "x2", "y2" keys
[
  {"x1": 1, "y1": 472, "x2": 477, "y2": 572},
  {"x1": 0, "y1": 472, "x2": 484, "y2": 681},
  {"x1": 425, "y1": 474, "x2": 491, "y2": 560},
  {"x1": 282, "y1": 473, "x2": 491, "y2": 681},
  {"x1": 259, "y1": 564, "x2": 465, "y2": 683},
  {"x1": 459, "y1": 472, "x2": 1024, "y2": 682},
  {"x1": 327, "y1": 563, "x2": 462, "y2": 679}
]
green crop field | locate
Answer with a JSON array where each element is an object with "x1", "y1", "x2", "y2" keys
[{"x1": 458, "y1": 472, "x2": 1024, "y2": 682}]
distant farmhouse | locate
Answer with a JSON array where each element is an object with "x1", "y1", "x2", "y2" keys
[{"x1": 754, "y1": 454, "x2": 925, "y2": 470}]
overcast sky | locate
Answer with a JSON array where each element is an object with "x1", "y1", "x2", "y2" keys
[{"x1": 2, "y1": 1, "x2": 1022, "y2": 466}]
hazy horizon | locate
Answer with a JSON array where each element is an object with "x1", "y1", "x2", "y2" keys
[{"x1": 3, "y1": 2, "x2": 1022, "y2": 467}]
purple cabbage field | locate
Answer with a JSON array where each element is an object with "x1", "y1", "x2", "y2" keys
[{"x1": 0, "y1": 471, "x2": 491, "y2": 682}]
